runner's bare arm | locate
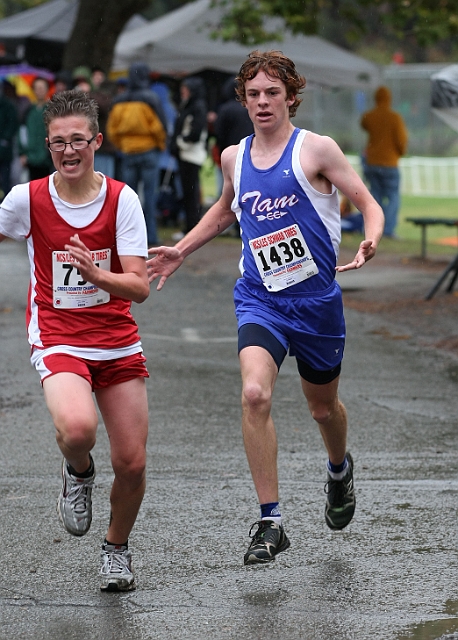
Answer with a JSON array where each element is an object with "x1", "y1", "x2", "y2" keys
[
  {"x1": 64, "y1": 234, "x2": 149, "y2": 303},
  {"x1": 147, "y1": 145, "x2": 238, "y2": 290},
  {"x1": 301, "y1": 134, "x2": 384, "y2": 271}
]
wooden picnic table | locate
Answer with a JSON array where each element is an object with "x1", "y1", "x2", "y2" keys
[
  {"x1": 406, "y1": 217, "x2": 458, "y2": 259},
  {"x1": 406, "y1": 218, "x2": 458, "y2": 298}
]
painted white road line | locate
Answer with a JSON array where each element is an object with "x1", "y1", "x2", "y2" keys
[
  {"x1": 181, "y1": 327, "x2": 200, "y2": 342},
  {"x1": 141, "y1": 329, "x2": 237, "y2": 344}
]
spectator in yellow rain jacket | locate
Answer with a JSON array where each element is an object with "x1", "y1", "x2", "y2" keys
[
  {"x1": 107, "y1": 63, "x2": 167, "y2": 244},
  {"x1": 360, "y1": 86, "x2": 408, "y2": 238}
]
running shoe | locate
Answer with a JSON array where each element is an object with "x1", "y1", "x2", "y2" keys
[
  {"x1": 57, "y1": 458, "x2": 95, "y2": 537},
  {"x1": 244, "y1": 519, "x2": 291, "y2": 565},
  {"x1": 100, "y1": 545, "x2": 136, "y2": 592},
  {"x1": 324, "y1": 452, "x2": 355, "y2": 530}
]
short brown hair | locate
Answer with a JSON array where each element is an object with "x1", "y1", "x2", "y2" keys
[
  {"x1": 43, "y1": 89, "x2": 99, "y2": 135},
  {"x1": 235, "y1": 50, "x2": 306, "y2": 117}
]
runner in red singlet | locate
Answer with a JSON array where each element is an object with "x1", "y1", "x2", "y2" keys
[{"x1": 0, "y1": 90, "x2": 150, "y2": 591}]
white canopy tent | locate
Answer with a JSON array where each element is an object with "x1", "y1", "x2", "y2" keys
[
  {"x1": 113, "y1": 0, "x2": 381, "y2": 90},
  {"x1": 0, "y1": 0, "x2": 146, "y2": 70},
  {"x1": 0, "y1": 0, "x2": 79, "y2": 44},
  {"x1": 0, "y1": 0, "x2": 146, "y2": 43},
  {"x1": 431, "y1": 64, "x2": 458, "y2": 133}
]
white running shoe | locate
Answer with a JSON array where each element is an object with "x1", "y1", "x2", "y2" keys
[
  {"x1": 100, "y1": 545, "x2": 136, "y2": 592},
  {"x1": 57, "y1": 458, "x2": 95, "y2": 536}
]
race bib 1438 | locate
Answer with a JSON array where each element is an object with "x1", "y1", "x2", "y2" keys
[{"x1": 249, "y1": 224, "x2": 319, "y2": 292}]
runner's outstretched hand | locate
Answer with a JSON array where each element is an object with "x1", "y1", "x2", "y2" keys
[
  {"x1": 335, "y1": 239, "x2": 377, "y2": 272},
  {"x1": 147, "y1": 246, "x2": 184, "y2": 290}
]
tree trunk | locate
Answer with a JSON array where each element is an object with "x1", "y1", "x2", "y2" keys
[{"x1": 62, "y1": 0, "x2": 151, "y2": 72}]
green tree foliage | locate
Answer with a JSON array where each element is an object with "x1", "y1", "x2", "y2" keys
[
  {"x1": 0, "y1": 0, "x2": 47, "y2": 19},
  {"x1": 3, "y1": 0, "x2": 458, "y2": 68},
  {"x1": 382, "y1": 0, "x2": 458, "y2": 46},
  {"x1": 210, "y1": 0, "x2": 458, "y2": 54}
]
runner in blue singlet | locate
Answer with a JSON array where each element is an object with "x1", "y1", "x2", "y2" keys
[{"x1": 147, "y1": 50, "x2": 384, "y2": 565}]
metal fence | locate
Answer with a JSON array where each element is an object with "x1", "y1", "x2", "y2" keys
[
  {"x1": 292, "y1": 63, "x2": 458, "y2": 159},
  {"x1": 346, "y1": 155, "x2": 458, "y2": 197}
]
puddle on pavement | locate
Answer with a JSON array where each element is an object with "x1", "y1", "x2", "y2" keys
[
  {"x1": 241, "y1": 587, "x2": 289, "y2": 607},
  {"x1": 397, "y1": 599, "x2": 458, "y2": 639},
  {"x1": 447, "y1": 364, "x2": 458, "y2": 384}
]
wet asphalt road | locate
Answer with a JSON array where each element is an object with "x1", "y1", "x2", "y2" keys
[{"x1": 1, "y1": 238, "x2": 458, "y2": 640}]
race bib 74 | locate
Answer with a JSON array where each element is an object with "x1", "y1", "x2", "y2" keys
[{"x1": 52, "y1": 248, "x2": 111, "y2": 309}]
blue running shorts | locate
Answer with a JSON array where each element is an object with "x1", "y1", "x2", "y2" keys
[{"x1": 234, "y1": 278, "x2": 346, "y2": 372}]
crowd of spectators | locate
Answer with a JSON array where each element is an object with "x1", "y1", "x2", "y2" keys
[
  {"x1": 0, "y1": 63, "x2": 408, "y2": 240},
  {"x1": 0, "y1": 63, "x2": 219, "y2": 241}
]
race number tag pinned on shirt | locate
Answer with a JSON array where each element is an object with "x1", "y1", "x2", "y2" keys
[
  {"x1": 52, "y1": 248, "x2": 111, "y2": 308},
  {"x1": 249, "y1": 224, "x2": 319, "y2": 292}
]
